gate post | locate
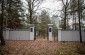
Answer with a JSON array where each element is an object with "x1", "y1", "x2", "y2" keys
[
  {"x1": 48, "y1": 24, "x2": 53, "y2": 41},
  {"x1": 5, "y1": 28, "x2": 10, "y2": 40},
  {"x1": 29, "y1": 24, "x2": 34, "y2": 40},
  {"x1": 58, "y1": 28, "x2": 62, "y2": 41}
]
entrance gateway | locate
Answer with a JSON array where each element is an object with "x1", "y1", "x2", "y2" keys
[
  {"x1": 29, "y1": 24, "x2": 53, "y2": 41},
  {"x1": 29, "y1": 24, "x2": 34, "y2": 40},
  {"x1": 47, "y1": 24, "x2": 53, "y2": 41}
]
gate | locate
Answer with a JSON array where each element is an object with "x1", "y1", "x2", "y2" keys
[{"x1": 34, "y1": 24, "x2": 53, "y2": 41}]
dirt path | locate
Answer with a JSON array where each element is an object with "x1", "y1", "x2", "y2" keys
[
  {"x1": 5, "y1": 39, "x2": 57, "y2": 55},
  {"x1": 1, "y1": 39, "x2": 85, "y2": 55}
]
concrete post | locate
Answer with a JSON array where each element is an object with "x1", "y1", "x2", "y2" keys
[
  {"x1": 29, "y1": 24, "x2": 34, "y2": 40},
  {"x1": 58, "y1": 28, "x2": 62, "y2": 41},
  {"x1": 48, "y1": 24, "x2": 53, "y2": 41},
  {"x1": 5, "y1": 28, "x2": 10, "y2": 40}
]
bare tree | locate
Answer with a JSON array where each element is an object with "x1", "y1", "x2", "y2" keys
[
  {"x1": 26, "y1": 0, "x2": 43, "y2": 24},
  {"x1": 70, "y1": 0, "x2": 78, "y2": 30},
  {"x1": 61, "y1": 0, "x2": 71, "y2": 29},
  {"x1": 78, "y1": 0, "x2": 82, "y2": 43}
]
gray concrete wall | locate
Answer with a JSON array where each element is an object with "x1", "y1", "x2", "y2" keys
[
  {"x1": 3, "y1": 31, "x2": 6, "y2": 39},
  {"x1": 3, "y1": 29, "x2": 30, "y2": 40},
  {"x1": 58, "y1": 30, "x2": 85, "y2": 42}
]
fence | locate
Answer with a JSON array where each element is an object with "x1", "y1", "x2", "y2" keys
[
  {"x1": 58, "y1": 29, "x2": 85, "y2": 42},
  {"x1": 3, "y1": 29, "x2": 31, "y2": 40}
]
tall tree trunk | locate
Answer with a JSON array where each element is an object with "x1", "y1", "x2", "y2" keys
[
  {"x1": 80, "y1": 13, "x2": 82, "y2": 28},
  {"x1": 78, "y1": 0, "x2": 82, "y2": 43},
  {"x1": 73, "y1": 13, "x2": 75, "y2": 30},
  {"x1": 74, "y1": 14, "x2": 76, "y2": 30},
  {"x1": 73, "y1": 13, "x2": 76, "y2": 30},
  {"x1": 72, "y1": 13, "x2": 74, "y2": 30},
  {"x1": 64, "y1": 7, "x2": 67, "y2": 30},
  {"x1": 0, "y1": 0, "x2": 5, "y2": 45},
  {"x1": 28, "y1": 0, "x2": 32, "y2": 24}
]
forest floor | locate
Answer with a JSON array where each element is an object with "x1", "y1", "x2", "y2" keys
[{"x1": 0, "y1": 38, "x2": 85, "y2": 55}]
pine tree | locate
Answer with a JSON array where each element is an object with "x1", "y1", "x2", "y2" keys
[
  {"x1": 38, "y1": 10, "x2": 51, "y2": 38},
  {"x1": 3, "y1": 0, "x2": 24, "y2": 29}
]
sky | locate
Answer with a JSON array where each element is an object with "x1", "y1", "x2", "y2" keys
[
  {"x1": 40, "y1": 0, "x2": 62, "y2": 16},
  {"x1": 22, "y1": 0, "x2": 63, "y2": 27},
  {"x1": 22, "y1": 0, "x2": 62, "y2": 16},
  {"x1": 40, "y1": 0, "x2": 62, "y2": 11}
]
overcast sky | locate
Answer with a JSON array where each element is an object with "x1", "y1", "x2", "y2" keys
[
  {"x1": 21, "y1": 0, "x2": 63, "y2": 27},
  {"x1": 40, "y1": 0, "x2": 62, "y2": 16},
  {"x1": 22, "y1": 0, "x2": 62, "y2": 16},
  {"x1": 40, "y1": 0, "x2": 62, "y2": 11}
]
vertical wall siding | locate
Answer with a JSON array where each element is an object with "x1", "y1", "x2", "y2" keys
[
  {"x1": 9, "y1": 31, "x2": 30, "y2": 40},
  {"x1": 58, "y1": 30, "x2": 85, "y2": 42},
  {"x1": 3, "y1": 29, "x2": 30, "y2": 40},
  {"x1": 61, "y1": 31, "x2": 80, "y2": 41},
  {"x1": 82, "y1": 31, "x2": 85, "y2": 42},
  {"x1": 3, "y1": 31, "x2": 6, "y2": 39}
]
